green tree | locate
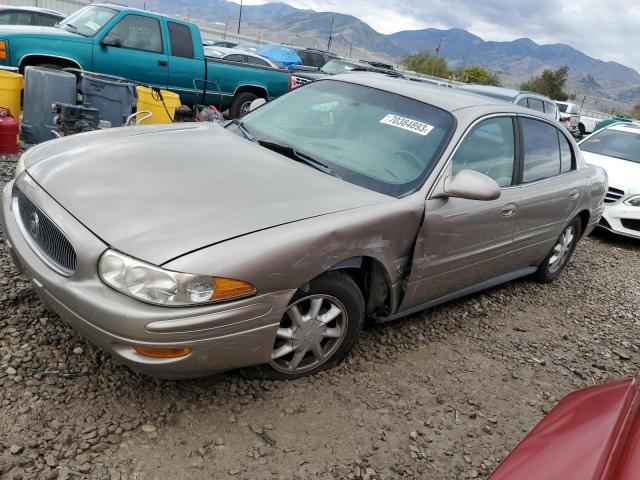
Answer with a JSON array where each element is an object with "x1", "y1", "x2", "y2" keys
[
  {"x1": 631, "y1": 104, "x2": 640, "y2": 119},
  {"x1": 520, "y1": 66, "x2": 571, "y2": 101},
  {"x1": 455, "y1": 65, "x2": 501, "y2": 86},
  {"x1": 403, "y1": 50, "x2": 450, "y2": 78}
]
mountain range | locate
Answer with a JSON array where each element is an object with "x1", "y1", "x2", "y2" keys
[{"x1": 127, "y1": 0, "x2": 640, "y2": 110}]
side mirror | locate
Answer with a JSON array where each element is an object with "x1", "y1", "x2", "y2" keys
[
  {"x1": 249, "y1": 98, "x2": 266, "y2": 112},
  {"x1": 436, "y1": 169, "x2": 501, "y2": 201},
  {"x1": 101, "y1": 35, "x2": 122, "y2": 48}
]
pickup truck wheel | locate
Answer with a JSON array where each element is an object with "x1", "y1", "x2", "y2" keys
[
  {"x1": 578, "y1": 123, "x2": 586, "y2": 136},
  {"x1": 230, "y1": 92, "x2": 259, "y2": 118},
  {"x1": 534, "y1": 217, "x2": 581, "y2": 283},
  {"x1": 245, "y1": 272, "x2": 365, "y2": 380}
]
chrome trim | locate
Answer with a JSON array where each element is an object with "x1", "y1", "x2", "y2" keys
[{"x1": 12, "y1": 187, "x2": 76, "y2": 277}]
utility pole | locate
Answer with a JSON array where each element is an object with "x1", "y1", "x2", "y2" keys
[
  {"x1": 237, "y1": 0, "x2": 243, "y2": 35},
  {"x1": 463, "y1": 51, "x2": 470, "y2": 69},
  {"x1": 348, "y1": 39, "x2": 353, "y2": 58},
  {"x1": 433, "y1": 36, "x2": 443, "y2": 76},
  {"x1": 327, "y1": 16, "x2": 335, "y2": 52}
]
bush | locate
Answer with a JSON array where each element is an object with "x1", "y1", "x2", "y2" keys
[
  {"x1": 455, "y1": 65, "x2": 501, "y2": 86},
  {"x1": 403, "y1": 51, "x2": 450, "y2": 78},
  {"x1": 520, "y1": 66, "x2": 570, "y2": 101}
]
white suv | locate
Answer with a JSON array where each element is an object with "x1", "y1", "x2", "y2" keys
[{"x1": 579, "y1": 123, "x2": 640, "y2": 239}]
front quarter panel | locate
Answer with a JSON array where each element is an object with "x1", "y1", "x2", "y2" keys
[{"x1": 163, "y1": 196, "x2": 426, "y2": 312}]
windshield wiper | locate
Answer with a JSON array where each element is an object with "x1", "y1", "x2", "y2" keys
[
  {"x1": 63, "y1": 23, "x2": 78, "y2": 31},
  {"x1": 227, "y1": 119, "x2": 257, "y2": 142},
  {"x1": 258, "y1": 140, "x2": 337, "y2": 177}
]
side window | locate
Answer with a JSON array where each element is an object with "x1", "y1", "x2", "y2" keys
[
  {"x1": 309, "y1": 53, "x2": 324, "y2": 68},
  {"x1": 521, "y1": 118, "x2": 561, "y2": 183},
  {"x1": 246, "y1": 56, "x2": 268, "y2": 67},
  {"x1": 168, "y1": 21, "x2": 194, "y2": 59},
  {"x1": 517, "y1": 98, "x2": 529, "y2": 108},
  {"x1": 452, "y1": 117, "x2": 515, "y2": 188},
  {"x1": 107, "y1": 15, "x2": 163, "y2": 53},
  {"x1": 527, "y1": 98, "x2": 545, "y2": 112},
  {"x1": 544, "y1": 101, "x2": 558, "y2": 118},
  {"x1": 37, "y1": 14, "x2": 60, "y2": 27},
  {"x1": 224, "y1": 54, "x2": 245, "y2": 63},
  {"x1": 298, "y1": 51, "x2": 310, "y2": 65},
  {"x1": 558, "y1": 132, "x2": 573, "y2": 173}
]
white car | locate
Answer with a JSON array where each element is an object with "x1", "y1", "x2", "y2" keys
[
  {"x1": 579, "y1": 123, "x2": 640, "y2": 239},
  {"x1": 203, "y1": 46, "x2": 283, "y2": 69}
]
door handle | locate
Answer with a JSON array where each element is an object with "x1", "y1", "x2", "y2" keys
[
  {"x1": 501, "y1": 203, "x2": 518, "y2": 217},
  {"x1": 569, "y1": 189, "x2": 580, "y2": 200},
  {"x1": 158, "y1": 60, "x2": 168, "y2": 67}
]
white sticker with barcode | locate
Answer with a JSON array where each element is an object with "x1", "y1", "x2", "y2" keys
[
  {"x1": 85, "y1": 21, "x2": 100, "y2": 31},
  {"x1": 379, "y1": 114, "x2": 434, "y2": 136}
]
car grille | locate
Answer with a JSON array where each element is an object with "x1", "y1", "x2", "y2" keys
[
  {"x1": 14, "y1": 188, "x2": 77, "y2": 276},
  {"x1": 621, "y1": 218, "x2": 640, "y2": 232},
  {"x1": 604, "y1": 187, "x2": 625, "y2": 204},
  {"x1": 291, "y1": 75, "x2": 312, "y2": 87}
]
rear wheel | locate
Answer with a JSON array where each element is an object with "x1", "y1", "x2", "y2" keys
[
  {"x1": 246, "y1": 272, "x2": 365, "y2": 380},
  {"x1": 229, "y1": 92, "x2": 259, "y2": 119},
  {"x1": 534, "y1": 217, "x2": 582, "y2": 283}
]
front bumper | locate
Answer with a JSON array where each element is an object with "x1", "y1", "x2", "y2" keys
[
  {"x1": 1, "y1": 175, "x2": 295, "y2": 378},
  {"x1": 600, "y1": 199, "x2": 640, "y2": 240}
]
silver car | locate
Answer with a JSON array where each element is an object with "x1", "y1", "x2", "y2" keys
[{"x1": 1, "y1": 74, "x2": 607, "y2": 379}]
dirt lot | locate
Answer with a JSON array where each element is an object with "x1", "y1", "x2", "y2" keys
[{"x1": 0, "y1": 154, "x2": 639, "y2": 480}]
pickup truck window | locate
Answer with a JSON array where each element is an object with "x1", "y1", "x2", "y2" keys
[
  {"x1": 60, "y1": 6, "x2": 117, "y2": 37},
  {"x1": 108, "y1": 14, "x2": 163, "y2": 53},
  {"x1": 0, "y1": 12, "x2": 33, "y2": 25},
  {"x1": 168, "y1": 21, "x2": 194, "y2": 59}
]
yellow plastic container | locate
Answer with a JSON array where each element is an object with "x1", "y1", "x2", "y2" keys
[
  {"x1": 135, "y1": 86, "x2": 181, "y2": 124},
  {"x1": 0, "y1": 70, "x2": 24, "y2": 119}
]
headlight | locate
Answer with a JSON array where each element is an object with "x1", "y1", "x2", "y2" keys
[
  {"x1": 98, "y1": 250, "x2": 255, "y2": 306},
  {"x1": 624, "y1": 195, "x2": 640, "y2": 207},
  {"x1": 15, "y1": 153, "x2": 25, "y2": 178}
]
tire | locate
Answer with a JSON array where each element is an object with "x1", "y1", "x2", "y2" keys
[
  {"x1": 534, "y1": 216, "x2": 582, "y2": 283},
  {"x1": 245, "y1": 272, "x2": 365, "y2": 380},
  {"x1": 229, "y1": 92, "x2": 259, "y2": 119},
  {"x1": 578, "y1": 123, "x2": 586, "y2": 136}
]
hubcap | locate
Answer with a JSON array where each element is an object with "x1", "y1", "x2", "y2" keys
[
  {"x1": 240, "y1": 101, "x2": 252, "y2": 117},
  {"x1": 270, "y1": 295, "x2": 348, "y2": 374},
  {"x1": 548, "y1": 226, "x2": 576, "y2": 273}
]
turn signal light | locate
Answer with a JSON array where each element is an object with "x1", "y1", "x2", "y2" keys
[
  {"x1": 211, "y1": 277, "x2": 256, "y2": 301},
  {"x1": 135, "y1": 346, "x2": 192, "y2": 359},
  {"x1": 0, "y1": 40, "x2": 7, "y2": 50},
  {"x1": 0, "y1": 51, "x2": 6, "y2": 60}
]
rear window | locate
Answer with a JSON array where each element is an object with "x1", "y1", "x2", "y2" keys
[
  {"x1": 557, "y1": 103, "x2": 568, "y2": 113},
  {"x1": 580, "y1": 129, "x2": 640, "y2": 164},
  {"x1": 168, "y1": 21, "x2": 194, "y2": 59},
  {"x1": 527, "y1": 98, "x2": 545, "y2": 113}
]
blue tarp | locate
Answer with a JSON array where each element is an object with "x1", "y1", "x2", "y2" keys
[{"x1": 256, "y1": 44, "x2": 302, "y2": 70}]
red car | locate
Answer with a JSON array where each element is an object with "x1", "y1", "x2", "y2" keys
[{"x1": 489, "y1": 372, "x2": 640, "y2": 479}]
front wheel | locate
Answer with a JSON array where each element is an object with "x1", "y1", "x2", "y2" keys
[
  {"x1": 534, "y1": 217, "x2": 582, "y2": 283},
  {"x1": 246, "y1": 272, "x2": 365, "y2": 380},
  {"x1": 229, "y1": 92, "x2": 259, "y2": 119}
]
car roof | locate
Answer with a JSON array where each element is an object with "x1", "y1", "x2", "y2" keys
[
  {"x1": 457, "y1": 84, "x2": 552, "y2": 103},
  {"x1": 0, "y1": 6, "x2": 63, "y2": 16},
  {"x1": 330, "y1": 73, "x2": 534, "y2": 112}
]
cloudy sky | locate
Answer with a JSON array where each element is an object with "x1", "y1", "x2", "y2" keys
[{"x1": 241, "y1": 0, "x2": 640, "y2": 71}]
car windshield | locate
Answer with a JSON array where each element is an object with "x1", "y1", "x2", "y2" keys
[
  {"x1": 321, "y1": 60, "x2": 359, "y2": 75},
  {"x1": 59, "y1": 5, "x2": 117, "y2": 37},
  {"x1": 580, "y1": 128, "x2": 640, "y2": 164},
  {"x1": 240, "y1": 80, "x2": 455, "y2": 196}
]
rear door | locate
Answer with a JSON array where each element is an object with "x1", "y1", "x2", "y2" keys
[
  {"x1": 166, "y1": 20, "x2": 205, "y2": 104},
  {"x1": 94, "y1": 13, "x2": 169, "y2": 88},
  {"x1": 401, "y1": 116, "x2": 522, "y2": 309},
  {"x1": 511, "y1": 116, "x2": 583, "y2": 265}
]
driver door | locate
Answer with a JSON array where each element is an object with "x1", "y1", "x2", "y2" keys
[
  {"x1": 400, "y1": 116, "x2": 522, "y2": 310},
  {"x1": 93, "y1": 13, "x2": 169, "y2": 88}
]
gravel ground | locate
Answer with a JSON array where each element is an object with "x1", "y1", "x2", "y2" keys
[{"x1": 1, "y1": 153, "x2": 639, "y2": 480}]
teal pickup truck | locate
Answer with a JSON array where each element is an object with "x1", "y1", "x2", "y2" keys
[{"x1": 0, "y1": 4, "x2": 291, "y2": 117}]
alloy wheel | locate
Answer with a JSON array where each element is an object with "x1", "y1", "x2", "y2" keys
[
  {"x1": 270, "y1": 295, "x2": 348, "y2": 375},
  {"x1": 548, "y1": 226, "x2": 576, "y2": 273}
]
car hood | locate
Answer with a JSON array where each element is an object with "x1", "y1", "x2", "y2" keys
[
  {"x1": 26, "y1": 124, "x2": 390, "y2": 265},
  {"x1": 582, "y1": 151, "x2": 640, "y2": 192},
  {"x1": 0, "y1": 25, "x2": 86, "y2": 41}
]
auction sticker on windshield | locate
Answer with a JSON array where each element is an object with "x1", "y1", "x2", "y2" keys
[
  {"x1": 380, "y1": 114, "x2": 434, "y2": 136},
  {"x1": 85, "y1": 21, "x2": 101, "y2": 31}
]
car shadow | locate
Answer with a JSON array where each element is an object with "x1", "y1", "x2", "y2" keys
[{"x1": 589, "y1": 227, "x2": 640, "y2": 250}]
